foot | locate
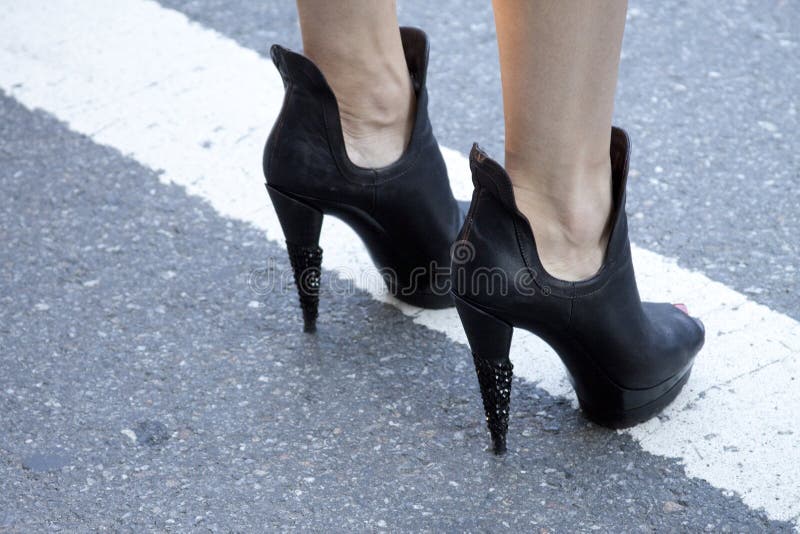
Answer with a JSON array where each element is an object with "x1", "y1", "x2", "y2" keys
[{"x1": 508, "y1": 160, "x2": 614, "y2": 281}]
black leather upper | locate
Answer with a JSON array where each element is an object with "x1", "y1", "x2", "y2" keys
[
  {"x1": 264, "y1": 27, "x2": 462, "y2": 307},
  {"x1": 452, "y1": 128, "x2": 705, "y2": 389}
]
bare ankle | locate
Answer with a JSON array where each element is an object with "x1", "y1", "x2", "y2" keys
[
  {"x1": 508, "y1": 161, "x2": 613, "y2": 281},
  {"x1": 307, "y1": 48, "x2": 416, "y2": 168},
  {"x1": 337, "y1": 77, "x2": 415, "y2": 167}
]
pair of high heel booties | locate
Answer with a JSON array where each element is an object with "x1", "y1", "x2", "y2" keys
[{"x1": 263, "y1": 27, "x2": 704, "y2": 454}]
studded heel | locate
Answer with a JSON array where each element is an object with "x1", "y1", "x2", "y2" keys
[{"x1": 268, "y1": 185, "x2": 323, "y2": 333}]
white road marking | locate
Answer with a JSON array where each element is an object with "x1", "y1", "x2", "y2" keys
[{"x1": 1, "y1": 0, "x2": 798, "y2": 525}]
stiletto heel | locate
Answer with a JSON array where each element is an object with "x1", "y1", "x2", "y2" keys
[
  {"x1": 454, "y1": 294, "x2": 514, "y2": 455},
  {"x1": 452, "y1": 128, "x2": 705, "y2": 453},
  {"x1": 267, "y1": 185, "x2": 323, "y2": 333}
]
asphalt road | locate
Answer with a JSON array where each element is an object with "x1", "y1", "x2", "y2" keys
[{"x1": 1, "y1": 0, "x2": 798, "y2": 532}]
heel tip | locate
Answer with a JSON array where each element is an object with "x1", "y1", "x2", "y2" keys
[
  {"x1": 492, "y1": 440, "x2": 507, "y2": 455},
  {"x1": 303, "y1": 321, "x2": 317, "y2": 334}
]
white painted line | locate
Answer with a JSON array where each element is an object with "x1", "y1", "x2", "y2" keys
[{"x1": 1, "y1": 0, "x2": 798, "y2": 525}]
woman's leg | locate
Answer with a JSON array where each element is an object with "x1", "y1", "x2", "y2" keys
[
  {"x1": 492, "y1": 0, "x2": 628, "y2": 281},
  {"x1": 296, "y1": 0, "x2": 414, "y2": 168}
]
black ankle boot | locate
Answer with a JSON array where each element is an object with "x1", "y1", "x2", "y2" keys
[
  {"x1": 452, "y1": 127, "x2": 705, "y2": 454},
  {"x1": 263, "y1": 27, "x2": 463, "y2": 332}
]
